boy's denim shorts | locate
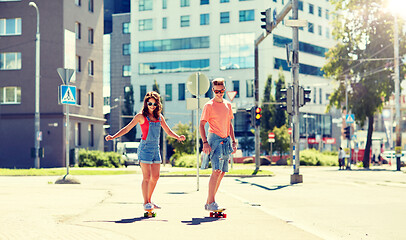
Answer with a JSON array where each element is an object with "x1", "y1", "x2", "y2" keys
[
  {"x1": 138, "y1": 140, "x2": 162, "y2": 164},
  {"x1": 207, "y1": 133, "x2": 229, "y2": 172}
]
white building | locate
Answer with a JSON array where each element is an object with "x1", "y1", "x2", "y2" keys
[{"x1": 128, "y1": 0, "x2": 339, "y2": 150}]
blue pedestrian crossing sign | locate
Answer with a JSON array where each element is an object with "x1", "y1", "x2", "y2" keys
[
  {"x1": 60, "y1": 85, "x2": 76, "y2": 104},
  {"x1": 345, "y1": 114, "x2": 355, "y2": 123}
]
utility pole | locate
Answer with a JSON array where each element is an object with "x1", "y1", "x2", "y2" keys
[
  {"x1": 290, "y1": 0, "x2": 302, "y2": 184},
  {"x1": 394, "y1": 14, "x2": 402, "y2": 171}
]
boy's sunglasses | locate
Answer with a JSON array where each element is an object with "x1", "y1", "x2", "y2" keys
[
  {"x1": 147, "y1": 102, "x2": 158, "y2": 107},
  {"x1": 213, "y1": 89, "x2": 225, "y2": 94}
]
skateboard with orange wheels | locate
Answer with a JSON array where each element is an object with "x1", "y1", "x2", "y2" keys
[
  {"x1": 144, "y1": 209, "x2": 156, "y2": 218},
  {"x1": 209, "y1": 208, "x2": 226, "y2": 218}
]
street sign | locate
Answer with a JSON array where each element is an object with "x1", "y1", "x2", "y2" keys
[
  {"x1": 268, "y1": 138, "x2": 275, "y2": 143},
  {"x1": 60, "y1": 85, "x2": 76, "y2": 104},
  {"x1": 268, "y1": 132, "x2": 275, "y2": 139},
  {"x1": 226, "y1": 91, "x2": 237, "y2": 102},
  {"x1": 57, "y1": 68, "x2": 75, "y2": 84},
  {"x1": 346, "y1": 114, "x2": 355, "y2": 123},
  {"x1": 288, "y1": 128, "x2": 292, "y2": 135}
]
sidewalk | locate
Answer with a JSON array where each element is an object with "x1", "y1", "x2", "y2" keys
[{"x1": 0, "y1": 173, "x2": 321, "y2": 240}]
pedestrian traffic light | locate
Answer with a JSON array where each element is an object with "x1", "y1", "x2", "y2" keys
[
  {"x1": 344, "y1": 126, "x2": 351, "y2": 140},
  {"x1": 299, "y1": 87, "x2": 311, "y2": 107},
  {"x1": 246, "y1": 107, "x2": 254, "y2": 128},
  {"x1": 255, "y1": 107, "x2": 262, "y2": 126},
  {"x1": 280, "y1": 87, "x2": 293, "y2": 114},
  {"x1": 260, "y1": 8, "x2": 272, "y2": 33}
]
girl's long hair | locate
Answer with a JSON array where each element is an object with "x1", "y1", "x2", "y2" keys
[{"x1": 141, "y1": 91, "x2": 162, "y2": 119}]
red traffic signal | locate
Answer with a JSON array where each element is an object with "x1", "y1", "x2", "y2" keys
[{"x1": 255, "y1": 107, "x2": 262, "y2": 119}]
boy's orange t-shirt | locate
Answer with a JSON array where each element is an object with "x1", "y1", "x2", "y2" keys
[{"x1": 201, "y1": 99, "x2": 234, "y2": 138}]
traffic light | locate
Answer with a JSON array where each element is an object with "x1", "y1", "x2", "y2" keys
[
  {"x1": 280, "y1": 87, "x2": 293, "y2": 114},
  {"x1": 255, "y1": 107, "x2": 262, "y2": 126},
  {"x1": 299, "y1": 87, "x2": 311, "y2": 107},
  {"x1": 260, "y1": 8, "x2": 272, "y2": 33},
  {"x1": 344, "y1": 126, "x2": 351, "y2": 140}
]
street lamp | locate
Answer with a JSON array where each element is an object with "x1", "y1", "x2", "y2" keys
[{"x1": 29, "y1": 2, "x2": 41, "y2": 169}]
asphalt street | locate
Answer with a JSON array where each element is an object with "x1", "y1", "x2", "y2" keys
[{"x1": 0, "y1": 165, "x2": 405, "y2": 240}]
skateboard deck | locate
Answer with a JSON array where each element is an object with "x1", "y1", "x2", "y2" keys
[
  {"x1": 210, "y1": 208, "x2": 226, "y2": 218},
  {"x1": 144, "y1": 209, "x2": 156, "y2": 218}
]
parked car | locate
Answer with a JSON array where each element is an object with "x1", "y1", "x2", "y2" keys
[
  {"x1": 117, "y1": 142, "x2": 140, "y2": 167},
  {"x1": 381, "y1": 151, "x2": 406, "y2": 166}
]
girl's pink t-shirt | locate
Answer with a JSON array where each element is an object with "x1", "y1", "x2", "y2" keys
[{"x1": 201, "y1": 99, "x2": 234, "y2": 138}]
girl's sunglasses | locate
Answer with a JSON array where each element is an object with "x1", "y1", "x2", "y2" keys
[
  {"x1": 213, "y1": 89, "x2": 225, "y2": 94},
  {"x1": 147, "y1": 102, "x2": 158, "y2": 107}
]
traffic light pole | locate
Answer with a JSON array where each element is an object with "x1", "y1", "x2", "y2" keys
[{"x1": 290, "y1": 0, "x2": 303, "y2": 184}]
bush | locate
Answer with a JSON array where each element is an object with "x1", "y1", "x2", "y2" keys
[
  {"x1": 173, "y1": 154, "x2": 198, "y2": 168},
  {"x1": 78, "y1": 149, "x2": 123, "y2": 168},
  {"x1": 299, "y1": 149, "x2": 338, "y2": 166}
]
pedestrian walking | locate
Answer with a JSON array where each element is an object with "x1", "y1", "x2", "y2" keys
[
  {"x1": 338, "y1": 147, "x2": 345, "y2": 170},
  {"x1": 200, "y1": 78, "x2": 237, "y2": 211},
  {"x1": 105, "y1": 91, "x2": 185, "y2": 211}
]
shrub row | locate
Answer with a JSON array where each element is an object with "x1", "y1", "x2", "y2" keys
[
  {"x1": 78, "y1": 149, "x2": 122, "y2": 168},
  {"x1": 299, "y1": 149, "x2": 338, "y2": 166}
]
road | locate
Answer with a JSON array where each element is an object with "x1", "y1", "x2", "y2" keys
[{"x1": 0, "y1": 166, "x2": 405, "y2": 240}]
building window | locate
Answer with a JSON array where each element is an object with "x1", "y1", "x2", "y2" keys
[
  {"x1": 239, "y1": 10, "x2": 255, "y2": 22},
  {"x1": 139, "y1": 36, "x2": 209, "y2": 53},
  {"x1": 325, "y1": 9, "x2": 329, "y2": 20},
  {"x1": 246, "y1": 79, "x2": 253, "y2": 98},
  {"x1": 0, "y1": 52, "x2": 21, "y2": 70},
  {"x1": 200, "y1": 14, "x2": 209, "y2": 25},
  {"x1": 178, "y1": 83, "x2": 185, "y2": 101},
  {"x1": 140, "y1": 85, "x2": 147, "y2": 101},
  {"x1": 308, "y1": 3, "x2": 314, "y2": 14},
  {"x1": 122, "y1": 65, "x2": 131, "y2": 77},
  {"x1": 326, "y1": 27, "x2": 330, "y2": 38},
  {"x1": 75, "y1": 22, "x2": 81, "y2": 39},
  {"x1": 123, "y1": 43, "x2": 131, "y2": 55},
  {"x1": 165, "y1": 84, "x2": 172, "y2": 101},
  {"x1": 139, "y1": 0, "x2": 153, "y2": 11},
  {"x1": 232, "y1": 80, "x2": 240, "y2": 98},
  {"x1": 298, "y1": 1, "x2": 303, "y2": 11},
  {"x1": 76, "y1": 55, "x2": 81, "y2": 72},
  {"x1": 75, "y1": 0, "x2": 81, "y2": 6},
  {"x1": 180, "y1": 0, "x2": 189, "y2": 7},
  {"x1": 220, "y1": 33, "x2": 254, "y2": 70},
  {"x1": 308, "y1": 22, "x2": 314, "y2": 33},
  {"x1": 122, "y1": 22, "x2": 130, "y2": 34},
  {"x1": 201, "y1": 0, "x2": 209, "y2": 4},
  {"x1": 139, "y1": 59, "x2": 209, "y2": 75},
  {"x1": 313, "y1": 87, "x2": 317, "y2": 103},
  {"x1": 0, "y1": 18, "x2": 22, "y2": 36},
  {"x1": 318, "y1": 25, "x2": 322, "y2": 36},
  {"x1": 88, "y1": 28, "x2": 94, "y2": 44},
  {"x1": 220, "y1": 12, "x2": 230, "y2": 23},
  {"x1": 220, "y1": 0, "x2": 229, "y2": 2},
  {"x1": 88, "y1": 0, "x2": 94, "y2": 12},
  {"x1": 162, "y1": 0, "x2": 167, "y2": 9},
  {"x1": 88, "y1": 60, "x2": 94, "y2": 76},
  {"x1": 88, "y1": 124, "x2": 94, "y2": 147},
  {"x1": 180, "y1": 15, "x2": 190, "y2": 27},
  {"x1": 273, "y1": 34, "x2": 328, "y2": 57},
  {"x1": 75, "y1": 122, "x2": 81, "y2": 146},
  {"x1": 88, "y1": 92, "x2": 94, "y2": 108},
  {"x1": 0, "y1": 86, "x2": 21, "y2": 104},
  {"x1": 162, "y1": 17, "x2": 167, "y2": 29},
  {"x1": 76, "y1": 88, "x2": 81, "y2": 105},
  {"x1": 318, "y1": 7, "x2": 322, "y2": 17},
  {"x1": 319, "y1": 88, "x2": 322, "y2": 104},
  {"x1": 139, "y1": 19, "x2": 153, "y2": 31}
]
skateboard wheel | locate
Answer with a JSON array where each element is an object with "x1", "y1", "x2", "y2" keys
[
  {"x1": 152, "y1": 213, "x2": 156, "y2": 217},
  {"x1": 144, "y1": 212, "x2": 148, "y2": 217},
  {"x1": 223, "y1": 213, "x2": 227, "y2": 218},
  {"x1": 210, "y1": 212, "x2": 214, "y2": 217}
]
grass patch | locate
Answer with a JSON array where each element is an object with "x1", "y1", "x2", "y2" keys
[
  {"x1": 0, "y1": 168, "x2": 137, "y2": 176},
  {"x1": 161, "y1": 168, "x2": 273, "y2": 176}
]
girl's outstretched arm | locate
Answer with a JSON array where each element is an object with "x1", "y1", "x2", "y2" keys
[
  {"x1": 160, "y1": 114, "x2": 185, "y2": 141},
  {"x1": 105, "y1": 113, "x2": 144, "y2": 141}
]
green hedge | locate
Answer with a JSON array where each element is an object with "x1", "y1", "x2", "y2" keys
[
  {"x1": 78, "y1": 149, "x2": 122, "y2": 168},
  {"x1": 299, "y1": 149, "x2": 338, "y2": 166}
]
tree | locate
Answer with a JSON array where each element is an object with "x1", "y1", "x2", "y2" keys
[
  {"x1": 323, "y1": 0, "x2": 406, "y2": 168},
  {"x1": 272, "y1": 125, "x2": 290, "y2": 156},
  {"x1": 260, "y1": 75, "x2": 276, "y2": 151},
  {"x1": 167, "y1": 122, "x2": 196, "y2": 156},
  {"x1": 122, "y1": 85, "x2": 136, "y2": 141}
]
